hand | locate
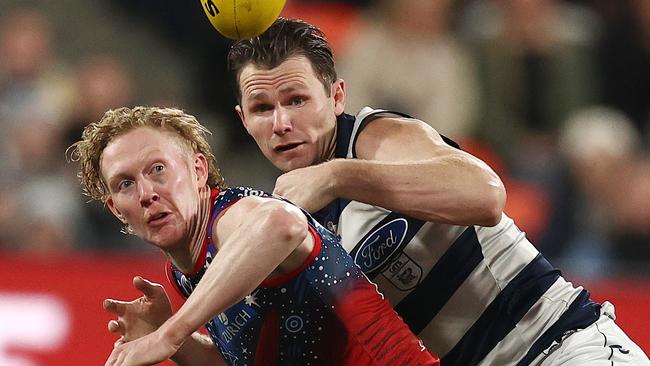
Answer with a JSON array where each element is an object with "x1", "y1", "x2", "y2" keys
[
  {"x1": 273, "y1": 163, "x2": 334, "y2": 212},
  {"x1": 105, "y1": 326, "x2": 182, "y2": 366},
  {"x1": 103, "y1": 276, "x2": 173, "y2": 342}
]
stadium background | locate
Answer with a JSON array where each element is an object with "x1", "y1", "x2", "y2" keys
[{"x1": 0, "y1": 0, "x2": 648, "y2": 365}]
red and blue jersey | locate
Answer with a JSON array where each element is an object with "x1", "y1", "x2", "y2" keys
[{"x1": 167, "y1": 187, "x2": 438, "y2": 366}]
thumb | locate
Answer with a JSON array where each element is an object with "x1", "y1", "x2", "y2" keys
[
  {"x1": 272, "y1": 184, "x2": 281, "y2": 196},
  {"x1": 133, "y1": 276, "x2": 164, "y2": 299},
  {"x1": 273, "y1": 174, "x2": 287, "y2": 196}
]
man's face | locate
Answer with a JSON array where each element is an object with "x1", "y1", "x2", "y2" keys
[
  {"x1": 100, "y1": 127, "x2": 206, "y2": 250},
  {"x1": 236, "y1": 55, "x2": 345, "y2": 172}
]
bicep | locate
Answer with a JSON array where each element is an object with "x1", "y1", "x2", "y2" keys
[
  {"x1": 355, "y1": 117, "x2": 460, "y2": 162},
  {"x1": 211, "y1": 197, "x2": 264, "y2": 250}
]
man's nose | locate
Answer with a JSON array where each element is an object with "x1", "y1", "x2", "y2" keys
[
  {"x1": 138, "y1": 179, "x2": 159, "y2": 207},
  {"x1": 272, "y1": 107, "x2": 292, "y2": 135}
]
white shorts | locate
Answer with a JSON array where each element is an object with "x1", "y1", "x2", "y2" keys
[{"x1": 532, "y1": 302, "x2": 650, "y2": 365}]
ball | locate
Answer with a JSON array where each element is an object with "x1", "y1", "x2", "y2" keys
[{"x1": 200, "y1": 0, "x2": 287, "y2": 40}]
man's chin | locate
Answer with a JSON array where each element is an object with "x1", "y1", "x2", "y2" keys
[
  {"x1": 144, "y1": 229, "x2": 182, "y2": 250},
  {"x1": 277, "y1": 158, "x2": 311, "y2": 172}
]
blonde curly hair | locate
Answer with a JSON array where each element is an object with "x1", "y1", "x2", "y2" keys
[{"x1": 68, "y1": 106, "x2": 225, "y2": 202}]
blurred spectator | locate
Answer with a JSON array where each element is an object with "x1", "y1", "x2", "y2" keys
[
  {"x1": 459, "y1": 0, "x2": 604, "y2": 264},
  {"x1": 556, "y1": 106, "x2": 643, "y2": 277},
  {"x1": 0, "y1": 7, "x2": 74, "y2": 133},
  {"x1": 63, "y1": 54, "x2": 134, "y2": 147},
  {"x1": 339, "y1": 0, "x2": 480, "y2": 140},
  {"x1": 61, "y1": 53, "x2": 146, "y2": 251},
  {"x1": 459, "y1": 0, "x2": 601, "y2": 161},
  {"x1": 2, "y1": 117, "x2": 80, "y2": 255},
  {"x1": 0, "y1": 7, "x2": 78, "y2": 255},
  {"x1": 597, "y1": 0, "x2": 650, "y2": 142}
]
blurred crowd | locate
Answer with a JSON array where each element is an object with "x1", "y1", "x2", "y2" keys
[{"x1": 0, "y1": 0, "x2": 648, "y2": 279}]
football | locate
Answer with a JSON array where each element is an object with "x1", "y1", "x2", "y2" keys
[{"x1": 200, "y1": 0, "x2": 287, "y2": 40}]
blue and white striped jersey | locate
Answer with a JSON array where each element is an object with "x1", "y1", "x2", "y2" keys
[{"x1": 311, "y1": 107, "x2": 601, "y2": 366}]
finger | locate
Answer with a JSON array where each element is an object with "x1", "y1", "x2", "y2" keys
[
  {"x1": 272, "y1": 184, "x2": 282, "y2": 196},
  {"x1": 103, "y1": 299, "x2": 128, "y2": 316},
  {"x1": 114, "y1": 336, "x2": 125, "y2": 347},
  {"x1": 108, "y1": 319, "x2": 123, "y2": 334},
  {"x1": 133, "y1": 276, "x2": 163, "y2": 299},
  {"x1": 272, "y1": 177, "x2": 284, "y2": 195}
]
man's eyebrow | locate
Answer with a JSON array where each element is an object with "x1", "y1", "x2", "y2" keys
[
  {"x1": 279, "y1": 85, "x2": 298, "y2": 93},
  {"x1": 244, "y1": 81, "x2": 307, "y2": 103},
  {"x1": 106, "y1": 172, "x2": 128, "y2": 187},
  {"x1": 246, "y1": 91, "x2": 269, "y2": 102}
]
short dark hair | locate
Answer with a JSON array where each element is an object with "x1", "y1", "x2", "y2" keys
[{"x1": 227, "y1": 18, "x2": 337, "y2": 103}]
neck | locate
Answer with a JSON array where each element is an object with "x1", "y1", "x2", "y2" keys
[{"x1": 170, "y1": 185, "x2": 211, "y2": 273}]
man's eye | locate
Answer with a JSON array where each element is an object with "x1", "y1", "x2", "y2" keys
[
  {"x1": 118, "y1": 180, "x2": 133, "y2": 190},
  {"x1": 152, "y1": 164, "x2": 165, "y2": 173},
  {"x1": 254, "y1": 104, "x2": 273, "y2": 113},
  {"x1": 291, "y1": 97, "x2": 305, "y2": 106}
]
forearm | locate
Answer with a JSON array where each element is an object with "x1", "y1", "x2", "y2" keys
[
  {"x1": 327, "y1": 155, "x2": 505, "y2": 226},
  {"x1": 171, "y1": 332, "x2": 224, "y2": 366}
]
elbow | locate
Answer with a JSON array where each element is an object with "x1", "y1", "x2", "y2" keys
[
  {"x1": 478, "y1": 181, "x2": 506, "y2": 227},
  {"x1": 480, "y1": 202, "x2": 504, "y2": 227},
  {"x1": 258, "y1": 201, "x2": 308, "y2": 248}
]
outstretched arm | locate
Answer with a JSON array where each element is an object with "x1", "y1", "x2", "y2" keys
[
  {"x1": 274, "y1": 116, "x2": 505, "y2": 226},
  {"x1": 104, "y1": 196, "x2": 312, "y2": 366}
]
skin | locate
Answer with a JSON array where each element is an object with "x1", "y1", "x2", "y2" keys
[
  {"x1": 100, "y1": 126, "x2": 315, "y2": 366},
  {"x1": 101, "y1": 127, "x2": 207, "y2": 269},
  {"x1": 101, "y1": 49, "x2": 506, "y2": 364},
  {"x1": 236, "y1": 55, "x2": 506, "y2": 225},
  {"x1": 236, "y1": 55, "x2": 344, "y2": 173},
  {"x1": 103, "y1": 276, "x2": 173, "y2": 342}
]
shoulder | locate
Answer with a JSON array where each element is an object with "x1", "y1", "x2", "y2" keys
[
  {"x1": 351, "y1": 107, "x2": 442, "y2": 140},
  {"x1": 214, "y1": 187, "x2": 302, "y2": 224},
  {"x1": 355, "y1": 115, "x2": 447, "y2": 160},
  {"x1": 211, "y1": 187, "x2": 275, "y2": 229},
  {"x1": 361, "y1": 115, "x2": 438, "y2": 137},
  {"x1": 216, "y1": 186, "x2": 273, "y2": 202}
]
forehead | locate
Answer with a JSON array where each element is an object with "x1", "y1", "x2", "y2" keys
[
  {"x1": 100, "y1": 127, "x2": 187, "y2": 176},
  {"x1": 239, "y1": 55, "x2": 321, "y2": 97}
]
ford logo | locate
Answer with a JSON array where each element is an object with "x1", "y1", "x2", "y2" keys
[{"x1": 354, "y1": 218, "x2": 408, "y2": 272}]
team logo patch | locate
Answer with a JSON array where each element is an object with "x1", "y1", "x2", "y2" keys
[
  {"x1": 382, "y1": 253, "x2": 422, "y2": 290},
  {"x1": 354, "y1": 218, "x2": 408, "y2": 273}
]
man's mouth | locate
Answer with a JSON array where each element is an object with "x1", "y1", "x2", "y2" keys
[
  {"x1": 275, "y1": 142, "x2": 303, "y2": 152},
  {"x1": 147, "y1": 212, "x2": 170, "y2": 224}
]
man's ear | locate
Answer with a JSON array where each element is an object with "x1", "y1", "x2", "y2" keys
[
  {"x1": 194, "y1": 153, "x2": 209, "y2": 187},
  {"x1": 332, "y1": 79, "x2": 346, "y2": 116},
  {"x1": 106, "y1": 198, "x2": 127, "y2": 224},
  {"x1": 235, "y1": 105, "x2": 248, "y2": 131}
]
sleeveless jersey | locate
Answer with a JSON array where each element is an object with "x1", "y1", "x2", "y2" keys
[
  {"x1": 167, "y1": 187, "x2": 438, "y2": 366},
  {"x1": 311, "y1": 107, "x2": 601, "y2": 366}
]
